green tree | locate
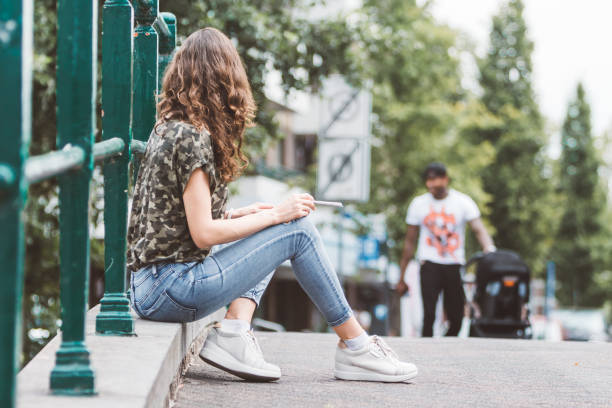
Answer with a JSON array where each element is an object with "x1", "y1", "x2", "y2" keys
[
  {"x1": 160, "y1": 0, "x2": 359, "y2": 158},
  {"x1": 476, "y1": 0, "x2": 554, "y2": 273},
  {"x1": 553, "y1": 84, "x2": 608, "y2": 307},
  {"x1": 355, "y1": 0, "x2": 494, "y2": 260}
]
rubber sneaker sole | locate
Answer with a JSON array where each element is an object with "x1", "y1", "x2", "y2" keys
[
  {"x1": 334, "y1": 362, "x2": 418, "y2": 383},
  {"x1": 199, "y1": 340, "x2": 280, "y2": 382}
]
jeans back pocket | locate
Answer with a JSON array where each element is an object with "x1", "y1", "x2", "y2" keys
[
  {"x1": 140, "y1": 290, "x2": 196, "y2": 323},
  {"x1": 134, "y1": 264, "x2": 175, "y2": 309}
]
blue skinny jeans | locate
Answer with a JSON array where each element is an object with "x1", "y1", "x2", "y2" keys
[{"x1": 129, "y1": 217, "x2": 353, "y2": 327}]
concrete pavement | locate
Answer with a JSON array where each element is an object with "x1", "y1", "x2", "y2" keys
[{"x1": 173, "y1": 332, "x2": 611, "y2": 408}]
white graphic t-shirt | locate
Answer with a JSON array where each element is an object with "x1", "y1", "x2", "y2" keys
[{"x1": 406, "y1": 189, "x2": 480, "y2": 265}]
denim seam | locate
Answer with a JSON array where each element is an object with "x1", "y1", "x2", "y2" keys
[
  {"x1": 207, "y1": 255, "x2": 222, "y2": 271},
  {"x1": 240, "y1": 293, "x2": 261, "y2": 306},
  {"x1": 130, "y1": 275, "x2": 146, "y2": 319},
  {"x1": 244, "y1": 287, "x2": 260, "y2": 297},
  {"x1": 328, "y1": 310, "x2": 353, "y2": 327},
  {"x1": 133, "y1": 269, "x2": 151, "y2": 287},
  {"x1": 141, "y1": 288, "x2": 192, "y2": 316},
  {"x1": 135, "y1": 268, "x2": 175, "y2": 306},
  {"x1": 191, "y1": 255, "x2": 224, "y2": 285},
  {"x1": 163, "y1": 290, "x2": 197, "y2": 320},
  {"x1": 295, "y1": 233, "x2": 342, "y2": 300},
  {"x1": 291, "y1": 231, "x2": 351, "y2": 326},
  {"x1": 197, "y1": 230, "x2": 303, "y2": 282}
]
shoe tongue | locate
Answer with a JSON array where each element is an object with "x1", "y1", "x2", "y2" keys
[
  {"x1": 246, "y1": 331, "x2": 263, "y2": 355},
  {"x1": 370, "y1": 344, "x2": 385, "y2": 358},
  {"x1": 370, "y1": 336, "x2": 397, "y2": 360}
]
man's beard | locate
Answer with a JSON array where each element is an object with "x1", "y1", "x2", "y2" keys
[{"x1": 431, "y1": 188, "x2": 447, "y2": 199}]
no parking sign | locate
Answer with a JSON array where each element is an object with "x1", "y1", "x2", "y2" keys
[{"x1": 316, "y1": 75, "x2": 371, "y2": 202}]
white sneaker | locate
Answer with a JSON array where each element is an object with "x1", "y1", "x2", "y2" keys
[
  {"x1": 334, "y1": 335, "x2": 418, "y2": 382},
  {"x1": 199, "y1": 324, "x2": 281, "y2": 381}
]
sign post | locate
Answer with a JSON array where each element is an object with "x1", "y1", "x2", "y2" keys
[{"x1": 545, "y1": 261, "x2": 556, "y2": 318}]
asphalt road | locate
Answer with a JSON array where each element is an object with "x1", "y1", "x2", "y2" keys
[{"x1": 173, "y1": 332, "x2": 612, "y2": 408}]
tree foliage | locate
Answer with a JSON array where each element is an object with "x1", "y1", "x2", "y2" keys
[
  {"x1": 160, "y1": 0, "x2": 359, "y2": 158},
  {"x1": 476, "y1": 0, "x2": 555, "y2": 274},
  {"x1": 552, "y1": 84, "x2": 609, "y2": 306},
  {"x1": 355, "y1": 0, "x2": 494, "y2": 261}
]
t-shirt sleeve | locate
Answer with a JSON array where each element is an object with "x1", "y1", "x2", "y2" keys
[
  {"x1": 174, "y1": 126, "x2": 216, "y2": 194},
  {"x1": 464, "y1": 195, "x2": 481, "y2": 221},
  {"x1": 405, "y1": 199, "x2": 421, "y2": 225}
]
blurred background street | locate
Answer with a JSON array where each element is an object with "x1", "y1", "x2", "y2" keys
[{"x1": 22, "y1": 0, "x2": 612, "y2": 368}]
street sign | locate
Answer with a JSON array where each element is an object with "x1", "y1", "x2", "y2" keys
[
  {"x1": 318, "y1": 75, "x2": 371, "y2": 139},
  {"x1": 359, "y1": 236, "x2": 380, "y2": 262},
  {"x1": 316, "y1": 75, "x2": 372, "y2": 202},
  {"x1": 317, "y1": 138, "x2": 370, "y2": 202}
]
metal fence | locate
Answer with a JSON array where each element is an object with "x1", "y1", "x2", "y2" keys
[{"x1": 0, "y1": 0, "x2": 177, "y2": 404}]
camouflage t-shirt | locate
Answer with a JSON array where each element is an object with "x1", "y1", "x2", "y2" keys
[{"x1": 127, "y1": 120, "x2": 228, "y2": 272}]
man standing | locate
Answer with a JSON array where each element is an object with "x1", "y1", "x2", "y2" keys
[{"x1": 396, "y1": 163, "x2": 496, "y2": 337}]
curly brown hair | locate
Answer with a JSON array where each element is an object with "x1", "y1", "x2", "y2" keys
[{"x1": 156, "y1": 27, "x2": 255, "y2": 183}]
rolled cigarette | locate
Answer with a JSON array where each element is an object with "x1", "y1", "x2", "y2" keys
[{"x1": 313, "y1": 200, "x2": 343, "y2": 208}]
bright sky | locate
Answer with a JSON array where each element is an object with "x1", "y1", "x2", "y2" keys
[{"x1": 426, "y1": 0, "x2": 612, "y2": 153}]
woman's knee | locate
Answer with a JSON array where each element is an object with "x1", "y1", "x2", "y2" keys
[
  {"x1": 287, "y1": 217, "x2": 324, "y2": 258},
  {"x1": 292, "y1": 216, "x2": 317, "y2": 234},
  {"x1": 292, "y1": 217, "x2": 321, "y2": 242}
]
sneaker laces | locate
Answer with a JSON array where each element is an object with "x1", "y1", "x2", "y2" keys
[
  {"x1": 246, "y1": 330, "x2": 264, "y2": 356},
  {"x1": 370, "y1": 335, "x2": 399, "y2": 361}
]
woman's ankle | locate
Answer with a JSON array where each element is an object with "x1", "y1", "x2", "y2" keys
[
  {"x1": 332, "y1": 316, "x2": 366, "y2": 341},
  {"x1": 220, "y1": 318, "x2": 250, "y2": 333},
  {"x1": 225, "y1": 297, "x2": 257, "y2": 321},
  {"x1": 342, "y1": 331, "x2": 369, "y2": 351}
]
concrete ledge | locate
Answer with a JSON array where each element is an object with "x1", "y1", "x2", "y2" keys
[{"x1": 18, "y1": 304, "x2": 225, "y2": 408}]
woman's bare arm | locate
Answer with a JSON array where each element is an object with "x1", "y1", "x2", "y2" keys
[
  {"x1": 183, "y1": 168, "x2": 315, "y2": 248},
  {"x1": 224, "y1": 202, "x2": 274, "y2": 219}
]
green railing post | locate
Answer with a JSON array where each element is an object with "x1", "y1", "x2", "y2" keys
[
  {"x1": 0, "y1": 0, "x2": 32, "y2": 406},
  {"x1": 49, "y1": 0, "x2": 97, "y2": 395},
  {"x1": 95, "y1": 0, "x2": 136, "y2": 336},
  {"x1": 157, "y1": 12, "x2": 176, "y2": 91},
  {"x1": 132, "y1": 0, "x2": 159, "y2": 180}
]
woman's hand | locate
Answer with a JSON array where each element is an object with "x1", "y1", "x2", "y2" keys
[
  {"x1": 230, "y1": 202, "x2": 274, "y2": 218},
  {"x1": 272, "y1": 193, "x2": 316, "y2": 224}
]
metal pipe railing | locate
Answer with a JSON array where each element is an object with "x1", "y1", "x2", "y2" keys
[
  {"x1": 3, "y1": 0, "x2": 177, "y2": 403},
  {"x1": 157, "y1": 12, "x2": 177, "y2": 89},
  {"x1": 130, "y1": 139, "x2": 147, "y2": 156},
  {"x1": 24, "y1": 144, "x2": 86, "y2": 184},
  {"x1": 95, "y1": 0, "x2": 136, "y2": 336},
  {"x1": 92, "y1": 137, "x2": 126, "y2": 163},
  {"x1": 0, "y1": 164, "x2": 16, "y2": 190},
  {"x1": 49, "y1": 0, "x2": 97, "y2": 395},
  {"x1": 132, "y1": 0, "x2": 159, "y2": 181},
  {"x1": 152, "y1": 14, "x2": 170, "y2": 39},
  {"x1": 1, "y1": 0, "x2": 32, "y2": 404},
  {"x1": 2, "y1": 138, "x2": 129, "y2": 187}
]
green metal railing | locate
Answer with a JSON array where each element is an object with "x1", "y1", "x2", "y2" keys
[{"x1": 0, "y1": 0, "x2": 177, "y2": 404}]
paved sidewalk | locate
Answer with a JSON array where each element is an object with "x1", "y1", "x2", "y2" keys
[{"x1": 174, "y1": 332, "x2": 612, "y2": 408}]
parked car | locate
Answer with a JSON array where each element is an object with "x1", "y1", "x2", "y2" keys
[{"x1": 549, "y1": 308, "x2": 610, "y2": 342}]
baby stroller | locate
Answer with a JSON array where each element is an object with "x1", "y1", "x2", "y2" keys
[{"x1": 464, "y1": 250, "x2": 532, "y2": 339}]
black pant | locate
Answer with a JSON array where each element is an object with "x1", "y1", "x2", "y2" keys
[{"x1": 420, "y1": 261, "x2": 464, "y2": 337}]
